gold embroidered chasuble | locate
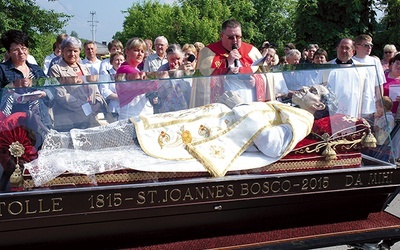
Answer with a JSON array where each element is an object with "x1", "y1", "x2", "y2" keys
[{"x1": 131, "y1": 102, "x2": 314, "y2": 177}]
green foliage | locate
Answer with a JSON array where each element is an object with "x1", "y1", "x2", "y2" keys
[
  {"x1": 374, "y1": 0, "x2": 400, "y2": 57},
  {"x1": 250, "y1": 0, "x2": 297, "y2": 52},
  {"x1": 0, "y1": 0, "x2": 70, "y2": 66},
  {"x1": 293, "y1": 0, "x2": 378, "y2": 59},
  {"x1": 114, "y1": 0, "x2": 297, "y2": 54},
  {"x1": 178, "y1": 0, "x2": 230, "y2": 45},
  {"x1": 114, "y1": 1, "x2": 175, "y2": 46}
]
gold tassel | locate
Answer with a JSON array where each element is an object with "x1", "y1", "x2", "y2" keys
[
  {"x1": 8, "y1": 141, "x2": 26, "y2": 189},
  {"x1": 9, "y1": 163, "x2": 24, "y2": 188},
  {"x1": 322, "y1": 143, "x2": 337, "y2": 161},
  {"x1": 362, "y1": 131, "x2": 377, "y2": 148}
]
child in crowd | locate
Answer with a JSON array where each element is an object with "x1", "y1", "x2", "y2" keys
[{"x1": 374, "y1": 96, "x2": 395, "y2": 145}]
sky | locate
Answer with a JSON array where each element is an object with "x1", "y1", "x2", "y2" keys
[
  {"x1": 36, "y1": 0, "x2": 385, "y2": 43},
  {"x1": 36, "y1": 0, "x2": 172, "y2": 43}
]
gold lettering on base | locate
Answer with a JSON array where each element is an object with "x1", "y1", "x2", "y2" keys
[
  {"x1": 368, "y1": 172, "x2": 393, "y2": 185},
  {"x1": 8, "y1": 201, "x2": 23, "y2": 216},
  {"x1": 25, "y1": 200, "x2": 38, "y2": 215},
  {"x1": 38, "y1": 199, "x2": 51, "y2": 213},
  {"x1": 345, "y1": 174, "x2": 363, "y2": 187},
  {"x1": 52, "y1": 198, "x2": 63, "y2": 212},
  {"x1": 0, "y1": 198, "x2": 64, "y2": 217}
]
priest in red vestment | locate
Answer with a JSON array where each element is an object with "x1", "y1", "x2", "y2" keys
[{"x1": 193, "y1": 19, "x2": 268, "y2": 106}]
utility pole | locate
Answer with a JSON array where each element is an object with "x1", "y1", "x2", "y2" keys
[{"x1": 88, "y1": 11, "x2": 98, "y2": 42}]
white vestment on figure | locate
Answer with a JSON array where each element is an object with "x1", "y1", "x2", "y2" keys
[{"x1": 25, "y1": 102, "x2": 313, "y2": 186}]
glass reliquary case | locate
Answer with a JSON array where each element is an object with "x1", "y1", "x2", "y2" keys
[{"x1": 0, "y1": 64, "x2": 398, "y2": 247}]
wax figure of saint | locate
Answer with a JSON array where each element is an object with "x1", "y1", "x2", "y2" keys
[
  {"x1": 23, "y1": 84, "x2": 338, "y2": 186},
  {"x1": 193, "y1": 19, "x2": 268, "y2": 106}
]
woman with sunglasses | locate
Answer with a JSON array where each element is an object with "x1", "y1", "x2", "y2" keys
[{"x1": 381, "y1": 44, "x2": 397, "y2": 72}]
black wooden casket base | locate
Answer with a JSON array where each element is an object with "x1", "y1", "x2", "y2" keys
[{"x1": 0, "y1": 156, "x2": 399, "y2": 249}]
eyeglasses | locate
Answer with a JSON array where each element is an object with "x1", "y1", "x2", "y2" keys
[
  {"x1": 155, "y1": 44, "x2": 166, "y2": 47},
  {"x1": 358, "y1": 43, "x2": 373, "y2": 49},
  {"x1": 385, "y1": 51, "x2": 394, "y2": 54},
  {"x1": 10, "y1": 46, "x2": 28, "y2": 53},
  {"x1": 222, "y1": 33, "x2": 242, "y2": 40}
]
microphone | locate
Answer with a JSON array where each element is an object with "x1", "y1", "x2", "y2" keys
[{"x1": 232, "y1": 44, "x2": 239, "y2": 67}]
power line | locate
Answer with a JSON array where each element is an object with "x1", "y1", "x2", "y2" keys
[
  {"x1": 88, "y1": 11, "x2": 99, "y2": 42},
  {"x1": 46, "y1": 0, "x2": 87, "y2": 24}
]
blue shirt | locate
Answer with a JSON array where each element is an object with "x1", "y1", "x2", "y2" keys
[{"x1": 0, "y1": 59, "x2": 47, "y2": 88}]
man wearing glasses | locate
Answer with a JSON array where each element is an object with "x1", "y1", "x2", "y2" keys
[
  {"x1": 143, "y1": 36, "x2": 169, "y2": 73},
  {"x1": 195, "y1": 19, "x2": 267, "y2": 104},
  {"x1": 352, "y1": 34, "x2": 385, "y2": 120},
  {"x1": 197, "y1": 19, "x2": 263, "y2": 74}
]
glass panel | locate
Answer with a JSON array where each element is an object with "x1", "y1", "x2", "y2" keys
[{"x1": 0, "y1": 64, "x2": 395, "y2": 193}]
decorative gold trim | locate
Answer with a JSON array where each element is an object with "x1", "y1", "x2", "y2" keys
[
  {"x1": 24, "y1": 154, "x2": 362, "y2": 189},
  {"x1": 253, "y1": 155, "x2": 362, "y2": 173},
  {"x1": 24, "y1": 171, "x2": 208, "y2": 189}
]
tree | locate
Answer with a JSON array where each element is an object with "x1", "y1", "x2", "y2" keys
[
  {"x1": 115, "y1": 0, "x2": 298, "y2": 55},
  {"x1": 178, "y1": 0, "x2": 230, "y2": 45},
  {"x1": 0, "y1": 0, "x2": 70, "y2": 65},
  {"x1": 114, "y1": 1, "x2": 175, "y2": 46},
  {"x1": 249, "y1": 0, "x2": 297, "y2": 51},
  {"x1": 293, "y1": 0, "x2": 378, "y2": 59},
  {"x1": 374, "y1": 0, "x2": 400, "y2": 55}
]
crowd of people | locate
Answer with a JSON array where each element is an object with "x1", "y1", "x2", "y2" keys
[{"x1": 0, "y1": 19, "x2": 399, "y2": 162}]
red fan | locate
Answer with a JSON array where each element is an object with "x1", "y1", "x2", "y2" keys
[{"x1": 0, "y1": 112, "x2": 38, "y2": 181}]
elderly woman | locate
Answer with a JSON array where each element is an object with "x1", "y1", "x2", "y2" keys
[
  {"x1": 48, "y1": 36, "x2": 106, "y2": 131},
  {"x1": 381, "y1": 44, "x2": 398, "y2": 72},
  {"x1": 156, "y1": 44, "x2": 192, "y2": 113},
  {"x1": 286, "y1": 49, "x2": 301, "y2": 65}
]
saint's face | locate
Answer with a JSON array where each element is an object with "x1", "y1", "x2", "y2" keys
[{"x1": 292, "y1": 85, "x2": 327, "y2": 113}]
